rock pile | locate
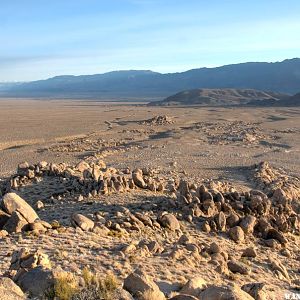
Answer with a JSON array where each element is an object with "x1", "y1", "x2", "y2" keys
[
  {"x1": 1, "y1": 161, "x2": 165, "y2": 201},
  {"x1": 141, "y1": 115, "x2": 174, "y2": 126},
  {"x1": 253, "y1": 161, "x2": 300, "y2": 211},
  {"x1": 175, "y1": 178, "x2": 299, "y2": 247},
  {"x1": 182, "y1": 120, "x2": 266, "y2": 145},
  {"x1": 5, "y1": 248, "x2": 53, "y2": 298}
]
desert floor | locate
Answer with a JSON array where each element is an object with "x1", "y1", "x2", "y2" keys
[
  {"x1": 1, "y1": 99, "x2": 299, "y2": 180},
  {"x1": 0, "y1": 99, "x2": 299, "y2": 299}
]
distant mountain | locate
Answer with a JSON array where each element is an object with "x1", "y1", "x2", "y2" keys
[
  {"x1": 280, "y1": 92, "x2": 300, "y2": 106},
  {"x1": 2, "y1": 58, "x2": 300, "y2": 99},
  {"x1": 0, "y1": 82, "x2": 21, "y2": 92},
  {"x1": 150, "y1": 88, "x2": 288, "y2": 106}
]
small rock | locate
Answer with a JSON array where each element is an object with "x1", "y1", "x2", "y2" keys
[
  {"x1": 201, "y1": 221, "x2": 211, "y2": 233},
  {"x1": 239, "y1": 215, "x2": 256, "y2": 234},
  {"x1": 209, "y1": 242, "x2": 222, "y2": 254},
  {"x1": 71, "y1": 213, "x2": 94, "y2": 231},
  {"x1": 228, "y1": 260, "x2": 251, "y2": 275},
  {"x1": 180, "y1": 277, "x2": 207, "y2": 297},
  {"x1": 159, "y1": 214, "x2": 180, "y2": 231},
  {"x1": 229, "y1": 226, "x2": 244, "y2": 243},
  {"x1": 242, "y1": 282, "x2": 268, "y2": 300},
  {"x1": 132, "y1": 169, "x2": 147, "y2": 189},
  {"x1": 242, "y1": 247, "x2": 257, "y2": 258}
]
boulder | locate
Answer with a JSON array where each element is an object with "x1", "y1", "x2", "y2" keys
[
  {"x1": 3, "y1": 211, "x2": 29, "y2": 233},
  {"x1": 199, "y1": 284, "x2": 255, "y2": 300},
  {"x1": 1, "y1": 193, "x2": 39, "y2": 223},
  {"x1": 16, "y1": 266, "x2": 54, "y2": 298},
  {"x1": 0, "y1": 210, "x2": 10, "y2": 229},
  {"x1": 229, "y1": 226, "x2": 244, "y2": 243},
  {"x1": 0, "y1": 277, "x2": 25, "y2": 300},
  {"x1": 170, "y1": 295, "x2": 199, "y2": 300},
  {"x1": 159, "y1": 214, "x2": 180, "y2": 231},
  {"x1": 201, "y1": 221, "x2": 211, "y2": 232},
  {"x1": 71, "y1": 213, "x2": 94, "y2": 231},
  {"x1": 180, "y1": 277, "x2": 207, "y2": 297},
  {"x1": 265, "y1": 228, "x2": 287, "y2": 245},
  {"x1": 124, "y1": 269, "x2": 165, "y2": 300}
]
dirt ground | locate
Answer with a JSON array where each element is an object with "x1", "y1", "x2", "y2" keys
[{"x1": 0, "y1": 99, "x2": 299, "y2": 181}]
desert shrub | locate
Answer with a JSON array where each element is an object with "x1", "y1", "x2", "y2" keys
[
  {"x1": 51, "y1": 271, "x2": 79, "y2": 300},
  {"x1": 107, "y1": 230, "x2": 123, "y2": 238},
  {"x1": 46, "y1": 269, "x2": 118, "y2": 300},
  {"x1": 140, "y1": 289, "x2": 165, "y2": 300},
  {"x1": 72, "y1": 270, "x2": 119, "y2": 300}
]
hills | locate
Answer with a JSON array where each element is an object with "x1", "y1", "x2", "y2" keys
[
  {"x1": 1, "y1": 58, "x2": 300, "y2": 99},
  {"x1": 150, "y1": 89, "x2": 289, "y2": 106},
  {"x1": 282, "y1": 92, "x2": 300, "y2": 106}
]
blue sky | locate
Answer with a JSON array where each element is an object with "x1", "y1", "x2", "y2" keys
[{"x1": 1, "y1": 0, "x2": 300, "y2": 81}]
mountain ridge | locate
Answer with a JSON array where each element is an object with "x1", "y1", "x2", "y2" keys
[{"x1": 1, "y1": 58, "x2": 300, "y2": 99}]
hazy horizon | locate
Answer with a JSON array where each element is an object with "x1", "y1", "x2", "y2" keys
[{"x1": 1, "y1": 0, "x2": 300, "y2": 81}]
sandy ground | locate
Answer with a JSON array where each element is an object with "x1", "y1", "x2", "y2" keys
[{"x1": 0, "y1": 99, "x2": 299, "y2": 299}]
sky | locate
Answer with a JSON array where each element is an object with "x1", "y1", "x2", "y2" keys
[{"x1": 1, "y1": 0, "x2": 300, "y2": 81}]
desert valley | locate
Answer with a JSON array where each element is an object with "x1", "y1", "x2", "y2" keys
[
  {"x1": 0, "y1": 94, "x2": 299, "y2": 299},
  {"x1": 1, "y1": 1, "x2": 300, "y2": 298}
]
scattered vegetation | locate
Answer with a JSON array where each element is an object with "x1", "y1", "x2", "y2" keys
[
  {"x1": 46, "y1": 268, "x2": 119, "y2": 300},
  {"x1": 107, "y1": 230, "x2": 123, "y2": 238}
]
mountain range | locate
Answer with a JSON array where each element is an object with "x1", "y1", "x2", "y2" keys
[{"x1": 1, "y1": 58, "x2": 300, "y2": 100}]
